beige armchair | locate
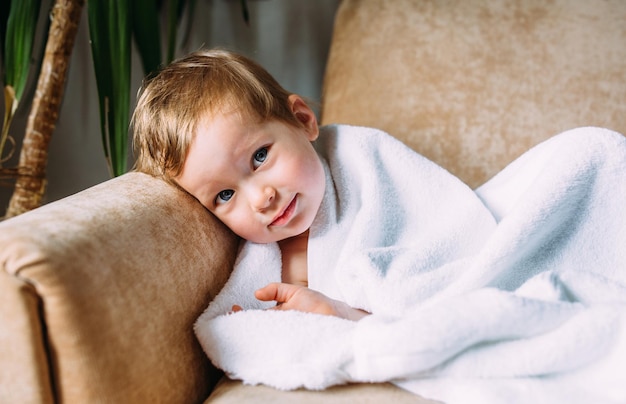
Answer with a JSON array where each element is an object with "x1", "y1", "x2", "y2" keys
[{"x1": 2, "y1": 1, "x2": 625, "y2": 402}]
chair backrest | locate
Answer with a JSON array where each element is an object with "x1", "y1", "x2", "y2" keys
[{"x1": 321, "y1": 0, "x2": 626, "y2": 188}]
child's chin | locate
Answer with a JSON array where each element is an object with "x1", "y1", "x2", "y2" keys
[
  {"x1": 246, "y1": 224, "x2": 310, "y2": 244},
  {"x1": 244, "y1": 234, "x2": 286, "y2": 244}
]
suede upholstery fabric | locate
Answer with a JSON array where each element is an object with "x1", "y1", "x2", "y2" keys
[
  {"x1": 206, "y1": 377, "x2": 435, "y2": 403},
  {"x1": 321, "y1": 0, "x2": 626, "y2": 188},
  {"x1": 0, "y1": 268, "x2": 53, "y2": 402},
  {"x1": 0, "y1": 172, "x2": 418, "y2": 403},
  {"x1": 0, "y1": 172, "x2": 238, "y2": 403},
  {"x1": 2, "y1": 1, "x2": 626, "y2": 402}
]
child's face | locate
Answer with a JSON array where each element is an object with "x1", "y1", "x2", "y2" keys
[{"x1": 175, "y1": 97, "x2": 325, "y2": 244}]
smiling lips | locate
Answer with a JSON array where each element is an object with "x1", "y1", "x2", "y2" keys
[{"x1": 270, "y1": 196, "x2": 297, "y2": 226}]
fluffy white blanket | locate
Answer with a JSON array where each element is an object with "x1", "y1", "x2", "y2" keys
[{"x1": 195, "y1": 125, "x2": 626, "y2": 404}]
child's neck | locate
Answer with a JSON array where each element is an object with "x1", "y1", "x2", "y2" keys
[{"x1": 278, "y1": 230, "x2": 309, "y2": 286}]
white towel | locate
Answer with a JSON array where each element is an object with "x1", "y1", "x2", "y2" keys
[{"x1": 195, "y1": 125, "x2": 626, "y2": 403}]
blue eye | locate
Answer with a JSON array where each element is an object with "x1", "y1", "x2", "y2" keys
[
  {"x1": 216, "y1": 189, "x2": 234, "y2": 204},
  {"x1": 253, "y1": 147, "x2": 268, "y2": 169}
]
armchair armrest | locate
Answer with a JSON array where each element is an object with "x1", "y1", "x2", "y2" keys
[{"x1": 0, "y1": 172, "x2": 238, "y2": 403}]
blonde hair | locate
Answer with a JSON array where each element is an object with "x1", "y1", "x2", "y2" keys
[{"x1": 132, "y1": 48, "x2": 302, "y2": 178}]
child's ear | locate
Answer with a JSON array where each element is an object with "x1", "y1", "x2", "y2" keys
[{"x1": 288, "y1": 94, "x2": 319, "y2": 141}]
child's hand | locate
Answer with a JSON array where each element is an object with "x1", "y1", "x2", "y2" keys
[
  {"x1": 230, "y1": 305, "x2": 243, "y2": 313},
  {"x1": 253, "y1": 283, "x2": 369, "y2": 321}
]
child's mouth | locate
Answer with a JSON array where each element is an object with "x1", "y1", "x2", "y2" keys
[{"x1": 270, "y1": 196, "x2": 297, "y2": 226}]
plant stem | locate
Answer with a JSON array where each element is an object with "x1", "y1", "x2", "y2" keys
[{"x1": 5, "y1": 0, "x2": 85, "y2": 218}]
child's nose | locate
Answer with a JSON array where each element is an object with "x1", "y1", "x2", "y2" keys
[{"x1": 250, "y1": 185, "x2": 275, "y2": 211}]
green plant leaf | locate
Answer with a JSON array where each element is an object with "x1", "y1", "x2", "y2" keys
[
  {"x1": 0, "y1": 0, "x2": 12, "y2": 60},
  {"x1": 180, "y1": 0, "x2": 197, "y2": 49},
  {"x1": 4, "y1": 0, "x2": 41, "y2": 101},
  {"x1": 166, "y1": 0, "x2": 182, "y2": 63},
  {"x1": 1, "y1": 0, "x2": 41, "y2": 163},
  {"x1": 87, "y1": 0, "x2": 131, "y2": 177},
  {"x1": 240, "y1": 0, "x2": 249, "y2": 26},
  {"x1": 132, "y1": 0, "x2": 162, "y2": 76}
]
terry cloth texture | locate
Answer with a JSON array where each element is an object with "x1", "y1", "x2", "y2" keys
[{"x1": 195, "y1": 125, "x2": 626, "y2": 404}]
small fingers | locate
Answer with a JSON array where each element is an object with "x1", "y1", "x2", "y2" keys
[
  {"x1": 255, "y1": 282, "x2": 301, "y2": 304},
  {"x1": 227, "y1": 304, "x2": 243, "y2": 315},
  {"x1": 254, "y1": 283, "x2": 279, "y2": 301}
]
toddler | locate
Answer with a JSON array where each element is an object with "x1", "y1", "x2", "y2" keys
[
  {"x1": 132, "y1": 49, "x2": 626, "y2": 399},
  {"x1": 133, "y1": 48, "x2": 374, "y2": 320}
]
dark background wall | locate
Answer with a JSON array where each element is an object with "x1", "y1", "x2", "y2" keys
[{"x1": 0, "y1": 0, "x2": 339, "y2": 213}]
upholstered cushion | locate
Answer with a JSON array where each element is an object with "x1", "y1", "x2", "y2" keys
[
  {"x1": 321, "y1": 0, "x2": 626, "y2": 188},
  {"x1": 205, "y1": 377, "x2": 438, "y2": 403},
  {"x1": 0, "y1": 172, "x2": 238, "y2": 403}
]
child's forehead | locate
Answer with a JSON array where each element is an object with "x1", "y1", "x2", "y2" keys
[
  {"x1": 193, "y1": 108, "x2": 263, "y2": 155},
  {"x1": 203, "y1": 94, "x2": 263, "y2": 122},
  {"x1": 179, "y1": 115, "x2": 251, "y2": 191},
  {"x1": 197, "y1": 102, "x2": 262, "y2": 133}
]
